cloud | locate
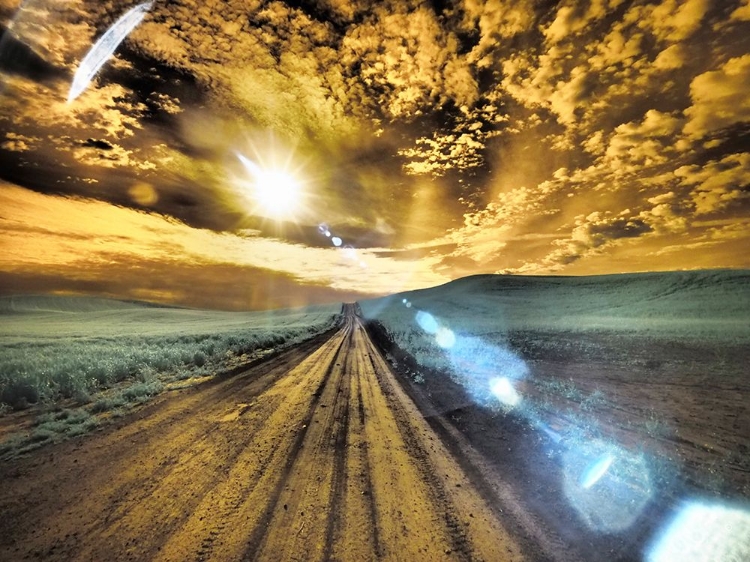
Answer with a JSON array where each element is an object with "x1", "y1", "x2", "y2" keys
[
  {"x1": 1, "y1": 131, "x2": 39, "y2": 151},
  {"x1": 675, "y1": 153, "x2": 750, "y2": 215},
  {"x1": 605, "y1": 110, "x2": 683, "y2": 166},
  {"x1": 0, "y1": 23, "x2": 68, "y2": 83},
  {"x1": 146, "y1": 92, "x2": 182, "y2": 114},
  {"x1": 544, "y1": 0, "x2": 623, "y2": 46},
  {"x1": 546, "y1": 211, "x2": 654, "y2": 267},
  {"x1": 506, "y1": 198, "x2": 691, "y2": 274},
  {"x1": 314, "y1": 0, "x2": 359, "y2": 23},
  {"x1": 128, "y1": 0, "x2": 365, "y2": 145},
  {"x1": 0, "y1": 182, "x2": 449, "y2": 305},
  {"x1": 459, "y1": 0, "x2": 535, "y2": 68},
  {"x1": 652, "y1": 43, "x2": 688, "y2": 70},
  {"x1": 581, "y1": 130, "x2": 606, "y2": 155},
  {"x1": 635, "y1": 0, "x2": 710, "y2": 43},
  {"x1": 339, "y1": 2, "x2": 478, "y2": 119},
  {"x1": 649, "y1": 218, "x2": 750, "y2": 268},
  {"x1": 588, "y1": 25, "x2": 644, "y2": 71},
  {"x1": 69, "y1": 138, "x2": 157, "y2": 169},
  {"x1": 683, "y1": 54, "x2": 750, "y2": 139},
  {"x1": 0, "y1": 75, "x2": 145, "y2": 138},
  {"x1": 731, "y1": 0, "x2": 750, "y2": 21},
  {"x1": 399, "y1": 131, "x2": 485, "y2": 176},
  {"x1": 442, "y1": 180, "x2": 561, "y2": 265},
  {"x1": 639, "y1": 191, "x2": 689, "y2": 234}
]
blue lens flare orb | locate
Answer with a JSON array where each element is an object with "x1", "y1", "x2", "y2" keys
[
  {"x1": 563, "y1": 441, "x2": 652, "y2": 533},
  {"x1": 435, "y1": 326, "x2": 456, "y2": 349},
  {"x1": 490, "y1": 377, "x2": 521, "y2": 407},
  {"x1": 415, "y1": 310, "x2": 439, "y2": 334},
  {"x1": 581, "y1": 454, "x2": 614, "y2": 489},
  {"x1": 445, "y1": 334, "x2": 528, "y2": 405},
  {"x1": 647, "y1": 500, "x2": 750, "y2": 562}
]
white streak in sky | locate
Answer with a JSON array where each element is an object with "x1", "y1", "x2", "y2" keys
[{"x1": 67, "y1": 2, "x2": 153, "y2": 103}]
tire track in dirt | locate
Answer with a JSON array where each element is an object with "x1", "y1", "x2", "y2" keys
[
  {"x1": 83, "y1": 332, "x2": 346, "y2": 561},
  {"x1": 156, "y1": 320, "x2": 353, "y2": 562},
  {"x1": 357, "y1": 319, "x2": 524, "y2": 562},
  {"x1": 241, "y1": 321, "x2": 354, "y2": 561},
  {"x1": 361, "y1": 337, "x2": 473, "y2": 561},
  {"x1": 0, "y1": 306, "x2": 525, "y2": 562}
]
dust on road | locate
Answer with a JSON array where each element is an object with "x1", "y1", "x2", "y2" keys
[{"x1": 0, "y1": 305, "x2": 524, "y2": 561}]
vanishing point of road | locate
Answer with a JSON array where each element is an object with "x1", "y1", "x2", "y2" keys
[{"x1": 0, "y1": 305, "x2": 525, "y2": 561}]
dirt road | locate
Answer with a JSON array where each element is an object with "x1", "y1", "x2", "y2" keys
[{"x1": 0, "y1": 305, "x2": 524, "y2": 561}]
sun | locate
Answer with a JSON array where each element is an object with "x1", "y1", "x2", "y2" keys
[
  {"x1": 252, "y1": 169, "x2": 302, "y2": 218},
  {"x1": 236, "y1": 152, "x2": 305, "y2": 220}
]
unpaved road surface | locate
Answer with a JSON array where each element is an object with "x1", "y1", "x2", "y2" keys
[{"x1": 0, "y1": 305, "x2": 525, "y2": 561}]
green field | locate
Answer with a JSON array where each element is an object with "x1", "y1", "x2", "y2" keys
[{"x1": 1, "y1": 296, "x2": 341, "y2": 410}]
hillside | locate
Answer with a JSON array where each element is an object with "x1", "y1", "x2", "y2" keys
[
  {"x1": 0, "y1": 295, "x2": 157, "y2": 314},
  {"x1": 362, "y1": 269, "x2": 750, "y2": 340},
  {"x1": 0, "y1": 295, "x2": 340, "y2": 342}
]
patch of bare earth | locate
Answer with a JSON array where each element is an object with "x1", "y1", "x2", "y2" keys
[{"x1": 365, "y1": 322, "x2": 750, "y2": 562}]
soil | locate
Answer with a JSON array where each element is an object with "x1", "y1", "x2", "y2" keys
[
  {"x1": 364, "y1": 321, "x2": 750, "y2": 562},
  {"x1": 0, "y1": 305, "x2": 527, "y2": 562}
]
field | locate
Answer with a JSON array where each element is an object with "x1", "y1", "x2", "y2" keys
[
  {"x1": 1, "y1": 272, "x2": 748, "y2": 560},
  {"x1": 0, "y1": 296, "x2": 341, "y2": 454},
  {"x1": 360, "y1": 269, "x2": 750, "y2": 559}
]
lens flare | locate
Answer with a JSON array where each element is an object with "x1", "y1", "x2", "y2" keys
[
  {"x1": 563, "y1": 442, "x2": 652, "y2": 533},
  {"x1": 416, "y1": 310, "x2": 439, "y2": 334},
  {"x1": 490, "y1": 377, "x2": 521, "y2": 407},
  {"x1": 342, "y1": 245, "x2": 357, "y2": 260},
  {"x1": 648, "y1": 501, "x2": 750, "y2": 562},
  {"x1": 68, "y1": 2, "x2": 153, "y2": 103},
  {"x1": 435, "y1": 327, "x2": 455, "y2": 348},
  {"x1": 127, "y1": 181, "x2": 157, "y2": 206},
  {"x1": 580, "y1": 454, "x2": 614, "y2": 489}
]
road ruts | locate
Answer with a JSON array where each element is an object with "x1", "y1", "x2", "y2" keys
[{"x1": 0, "y1": 305, "x2": 525, "y2": 562}]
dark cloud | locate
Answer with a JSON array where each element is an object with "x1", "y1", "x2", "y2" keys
[
  {"x1": 81, "y1": 138, "x2": 114, "y2": 150},
  {"x1": 0, "y1": 25, "x2": 67, "y2": 84}
]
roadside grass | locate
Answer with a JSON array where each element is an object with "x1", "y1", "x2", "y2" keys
[
  {"x1": 0, "y1": 407, "x2": 100, "y2": 458},
  {"x1": 0, "y1": 299, "x2": 342, "y2": 457}
]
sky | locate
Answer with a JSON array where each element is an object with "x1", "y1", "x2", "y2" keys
[{"x1": 0, "y1": 0, "x2": 748, "y2": 310}]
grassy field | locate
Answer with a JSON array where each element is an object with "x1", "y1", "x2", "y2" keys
[
  {"x1": 0, "y1": 296, "x2": 341, "y2": 454},
  {"x1": 360, "y1": 269, "x2": 750, "y2": 498},
  {"x1": 362, "y1": 269, "x2": 750, "y2": 340}
]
